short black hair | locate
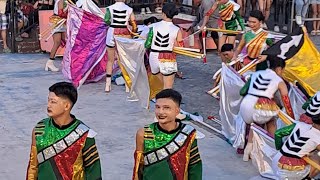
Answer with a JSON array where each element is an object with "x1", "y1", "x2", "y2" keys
[
  {"x1": 221, "y1": 44, "x2": 234, "y2": 52},
  {"x1": 268, "y1": 55, "x2": 286, "y2": 69},
  {"x1": 155, "y1": 89, "x2": 182, "y2": 106},
  {"x1": 162, "y1": 3, "x2": 179, "y2": 19},
  {"x1": 144, "y1": 16, "x2": 159, "y2": 25},
  {"x1": 49, "y1": 82, "x2": 78, "y2": 107},
  {"x1": 249, "y1": 10, "x2": 265, "y2": 22}
]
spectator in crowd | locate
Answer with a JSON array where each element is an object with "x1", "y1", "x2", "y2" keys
[
  {"x1": 258, "y1": 0, "x2": 272, "y2": 29},
  {"x1": 311, "y1": 0, "x2": 320, "y2": 35},
  {"x1": 15, "y1": 0, "x2": 30, "y2": 42},
  {"x1": 273, "y1": 0, "x2": 290, "y2": 32},
  {"x1": 138, "y1": 0, "x2": 152, "y2": 14},
  {"x1": 0, "y1": 0, "x2": 11, "y2": 53},
  {"x1": 295, "y1": 0, "x2": 310, "y2": 26}
]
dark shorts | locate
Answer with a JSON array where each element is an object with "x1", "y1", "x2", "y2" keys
[
  {"x1": 199, "y1": 31, "x2": 219, "y2": 40},
  {"x1": 222, "y1": 33, "x2": 237, "y2": 36}
]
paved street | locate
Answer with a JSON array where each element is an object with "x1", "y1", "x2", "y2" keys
[
  {"x1": 1, "y1": 32, "x2": 319, "y2": 178},
  {"x1": 0, "y1": 53, "x2": 260, "y2": 179}
]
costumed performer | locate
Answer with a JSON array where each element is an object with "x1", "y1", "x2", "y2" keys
[
  {"x1": 26, "y1": 82, "x2": 102, "y2": 179},
  {"x1": 232, "y1": 10, "x2": 273, "y2": 71},
  {"x1": 145, "y1": 3, "x2": 183, "y2": 89},
  {"x1": 272, "y1": 92, "x2": 320, "y2": 179},
  {"x1": 132, "y1": 89, "x2": 202, "y2": 180},
  {"x1": 200, "y1": 0, "x2": 245, "y2": 52},
  {"x1": 104, "y1": 0, "x2": 137, "y2": 92},
  {"x1": 239, "y1": 56, "x2": 295, "y2": 161}
]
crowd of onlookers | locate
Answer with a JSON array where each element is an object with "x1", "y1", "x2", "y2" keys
[
  {"x1": 0, "y1": 0, "x2": 48, "y2": 53},
  {"x1": 0, "y1": 0, "x2": 319, "y2": 53}
]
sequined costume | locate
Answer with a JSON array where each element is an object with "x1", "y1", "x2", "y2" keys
[
  {"x1": 204, "y1": 0, "x2": 244, "y2": 36},
  {"x1": 218, "y1": 1, "x2": 245, "y2": 32},
  {"x1": 132, "y1": 122, "x2": 202, "y2": 180},
  {"x1": 240, "y1": 28, "x2": 273, "y2": 70},
  {"x1": 239, "y1": 69, "x2": 294, "y2": 124},
  {"x1": 271, "y1": 92, "x2": 320, "y2": 179},
  {"x1": 272, "y1": 121, "x2": 320, "y2": 179},
  {"x1": 145, "y1": 20, "x2": 180, "y2": 76},
  {"x1": 104, "y1": 1, "x2": 137, "y2": 48},
  {"x1": 26, "y1": 115, "x2": 102, "y2": 180}
]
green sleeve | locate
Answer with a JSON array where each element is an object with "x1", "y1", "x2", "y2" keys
[
  {"x1": 83, "y1": 137, "x2": 102, "y2": 180},
  {"x1": 104, "y1": 8, "x2": 111, "y2": 25},
  {"x1": 240, "y1": 78, "x2": 251, "y2": 96},
  {"x1": 302, "y1": 96, "x2": 313, "y2": 110},
  {"x1": 188, "y1": 139, "x2": 202, "y2": 180},
  {"x1": 266, "y1": 38, "x2": 273, "y2": 46},
  {"x1": 275, "y1": 124, "x2": 296, "y2": 150},
  {"x1": 235, "y1": 10, "x2": 245, "y2": 31},
  {"x1": 145, "y1": 27, "x2": 153, "y2": 49}
]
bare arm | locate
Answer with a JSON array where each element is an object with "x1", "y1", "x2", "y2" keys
[
  {"x1": 177, "y1": 29, "x2": 184, "y2": 47},
  {"x1": 130, "y1": 12, "x2": 137, "y2": 33},
  {"x1": 200, "y1": 2, "x2": 218, "y2": 31},
  {"x1": 233, "y1": 36, "x2": 245, "y2": 60}
]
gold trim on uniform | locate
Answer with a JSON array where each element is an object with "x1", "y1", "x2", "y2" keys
[
  {"x1": 278, "y1": 162, "x2": 306, "y2": 171},
  {"x1": 83, "y1": 144, "x2": 99, "y2": 168}
]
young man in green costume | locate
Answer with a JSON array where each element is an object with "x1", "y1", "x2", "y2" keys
[
  {"x1": 132, "y1": 89, "x2": 202, "y2": 180},
  {"x1": 26, "y1": 82, "x2": 102, "y2": 180}
]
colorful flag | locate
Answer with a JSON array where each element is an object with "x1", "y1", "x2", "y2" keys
[
  {"x1": 62, "y1": 5, "x2": 107, "y2": 88},
  {"x1": 115, "y1": 37, "x2": 163, "y2": 108},
  {"x1": 263, "y1": 27, "x2": 320, "y2": 96}
]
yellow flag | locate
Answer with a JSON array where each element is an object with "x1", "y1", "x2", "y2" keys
[
  {"x1": 283, "y1": 31, "x2": 320, "y2": 96},
  {"x1": 263, "y1": 27, "x2": 320, "y2": 96}
]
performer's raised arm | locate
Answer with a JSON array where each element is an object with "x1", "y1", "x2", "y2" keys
[{"x1": 26, "y1": 129, "x2": 38, "y2": 180}]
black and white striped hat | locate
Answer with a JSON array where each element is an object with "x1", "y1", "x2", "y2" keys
[{"x1": 306, "y1": 92, "x2": 320, "y2": 123}]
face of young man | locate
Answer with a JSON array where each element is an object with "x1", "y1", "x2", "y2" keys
[
  {"x1": 47, "y1": 92, "x2": 70, "y2": 119},
  {"x1": 155, "y1": 98, "x2": 180, "y2": 125},
  {"x1": 248, "y1": 16, "x2": 262, "y2": 31},
  {"x1": 222, "y1": 50, "x2": 233, "y2": 60}
]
